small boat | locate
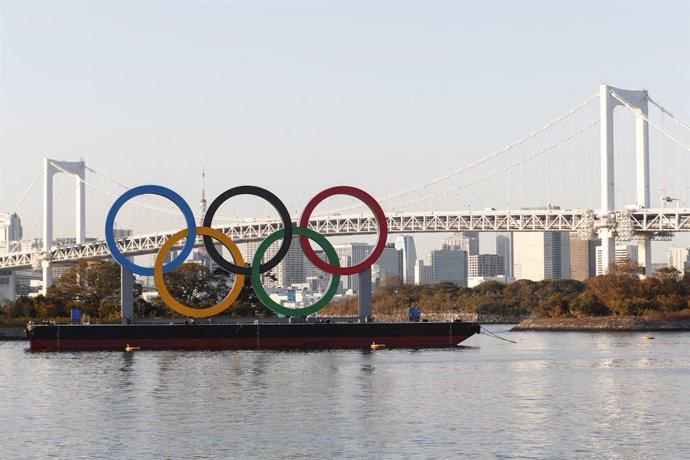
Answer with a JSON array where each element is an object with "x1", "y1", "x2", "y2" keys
[
  {"x1": 125, "y1": 344, "x2": 141, "y2": 352},
  {"x1": 642, "y1": 336, "x2": 654, "y2": 340},
  {"x1": 370, "y1": 342, "x2": 385, "y2": 350}
]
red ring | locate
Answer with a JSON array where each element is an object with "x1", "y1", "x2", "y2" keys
[{"x1": 299, "y1": 186, "x2": 388, "y2": 276}]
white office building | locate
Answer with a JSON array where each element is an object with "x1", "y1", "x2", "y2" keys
[
  {"x1": 514, "y1": 232, "x2": 570, "y2": 281},
  {"x1": 667, "y1": 247, "x2": 690, "y2": 274},
  {"x1": 469, "y1": 254, "x2": 504, "y2": 278},
  {"x1": 595, "y1": 245, "x2": 639, "y2": 275},
  {"x1": 395, "y1": 235, "x2": 417, "y2": 284},
  {"x1": 414, "y1": 259, "x2": 433, "y2": 285},
  {"x1": 442, "y1": 232, "x2": 479, "y2": 256}
]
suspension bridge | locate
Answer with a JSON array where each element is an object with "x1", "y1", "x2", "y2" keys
[{"x1": 1, "y1": 84, "x2": 689, "y2": 293}]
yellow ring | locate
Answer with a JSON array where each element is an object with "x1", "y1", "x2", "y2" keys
[{"x1": 154, "y1": 226, "x2": 245, "y2": 318}]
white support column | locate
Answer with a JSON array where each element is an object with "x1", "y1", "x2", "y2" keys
[
  {"x1": 635, "y1": 93, "x2": 652, "y2": 276},
  {"x1": 42, "y1": 158, "x2": 54, "y2": 294},
  {"x1": 599, "y1": 84, "x2": 616, "y2": 273},
  {"x1": 635, "y1": 94, "x2": 650, "y2": 208},
  {"x1": 76, "y1": 160, "x2": 86, "y2": 244}
]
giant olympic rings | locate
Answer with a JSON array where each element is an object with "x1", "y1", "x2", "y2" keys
[{"x1": 105, "y1": 184, "x2": 387, "y2": 318}]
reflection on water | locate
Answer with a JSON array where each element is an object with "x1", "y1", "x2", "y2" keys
[{"x1": 1, "y1": 330, "x2": 689, "y2": 459}]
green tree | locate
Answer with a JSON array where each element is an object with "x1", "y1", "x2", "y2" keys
[
  {"x1": 571, "y1": 291, "x2": 610, "y2": 317},
  {"x1": 34, "y1": 295, "x2": 66, "y2": 318},
  {"x1": 532, "y1": 292, "x2": 570, "y2": 318},
  {"x1": 473, "y1": 280, "x2": 506, "y2": 296},
  {"x1": 586, "y1": 259, "x2": 646, "y2": 315},
  {"x1": 47, "y1": 260, "x2": 121, "y2": 316},
  {"x1": 160, "y1": 263, "x2": 231, "y2": 309},
  {"x1": 4, "y1": 296, "x2": 36, "y2": 318}
]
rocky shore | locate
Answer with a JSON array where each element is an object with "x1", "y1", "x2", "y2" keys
[{"x1": 512, "y1": 316, "x2": 690, "y2": 332}]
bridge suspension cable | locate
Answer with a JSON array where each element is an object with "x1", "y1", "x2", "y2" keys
[
  {"x1": 50, "y1": 161, "x2": 192, "y2": 218},
  {"x1": 85, "y1": 164, "x2": 129, "y2": 190},
  {"x1": 85, "y1": 165, "x2": 183, "y2": 213},
  {"x1": 315, "y1": 93, "x2": 600, "y2": 216},
  {"x1": 8, "y1": 167, "x2": 42, "y2": 215},
  {"x1": 83, "y1": 164, "x2": 241, "y2": 223},
  {"x1": 647, "y1": 95, "x2": 690, "y2": 132},
  {"x1": 9, "y1": 173, "x2": 73, "y2": 253},
  {"x1": 385, "y1": 117, "x2": 602, "y2": 210},
  {"x1": 610, "y1": 90, "x2": 690, "y2": 152}
]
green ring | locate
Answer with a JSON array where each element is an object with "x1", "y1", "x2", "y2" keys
[{"x1": 251, "y1": 227, "x2": 340, "y2": 317}]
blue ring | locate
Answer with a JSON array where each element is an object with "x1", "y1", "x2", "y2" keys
[{"x1": 105, "y1": 185, "x2": 196, "y2": 276}]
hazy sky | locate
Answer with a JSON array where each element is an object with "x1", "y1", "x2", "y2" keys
[{"x1": 1, "y1": 0, "x2": 689, "y2": 259}]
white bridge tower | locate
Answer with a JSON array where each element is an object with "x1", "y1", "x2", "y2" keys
[
  {"x1": 42, "y1": 158, "x2": 86, "y2": 293},
  {"x1": 599, "y1": 84, "x2": 650, "y2": 275}
]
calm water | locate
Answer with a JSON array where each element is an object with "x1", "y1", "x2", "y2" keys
[{"x1": 1, "y1": 328, "x2": 688, "y2": 459}]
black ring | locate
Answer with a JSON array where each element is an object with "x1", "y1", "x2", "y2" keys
[{"x1": 203, "y1": 185, "x2": 293, "y2": 276}]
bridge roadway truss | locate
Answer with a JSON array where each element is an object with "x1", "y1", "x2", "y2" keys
[{"x1": 1, "y1": 208, "x2": 689, "y2": 270}]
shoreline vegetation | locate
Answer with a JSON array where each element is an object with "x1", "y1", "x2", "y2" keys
[
  {"x1": 2, "y1": 259, "x2": 690, "y2": 336},
  {"x1": 511, "y1": 311, "x2": 690, "y2": 332}
]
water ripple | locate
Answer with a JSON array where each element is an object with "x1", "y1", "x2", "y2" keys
[{"x1": 1, "y1": 331, "x2": 688, "y2": 459}]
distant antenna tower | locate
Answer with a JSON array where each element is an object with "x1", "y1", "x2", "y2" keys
[
  {"x1": 197, "y1": 167, "x2": 209, "y2": 261},
  {"x1": 199, "y1": 166, "x2": 207, "y2": 226}
]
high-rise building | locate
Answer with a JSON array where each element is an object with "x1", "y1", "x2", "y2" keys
[
  {"x1": 0, "y1": 213, "x2": 23, "y2": 254},
  {"x1": 414, "y1": 259, "x2": 433, "y2": 285},
  {"x1": 667, "y1": 247, "x2": 690, "y2": 274},
  {"x1": 569, "y1": 233, "x2": 600, "y2": 281},
  {"x1": 469, "y1": 254, "x2": 504, "y2": 278},
  {"x1": 338, "y1": 255, "x2": 352, "y2": 292},
  {"x1": 52, "y1": 263, "x2": 77, "y2": 281},
  {"x1": 496, "y1": 233, "x2": 514, "y2": 278},
  {"x1": 428, "y1": 249, "x2": 468, "y2": 286},
  {"x1": 245, "y1": 236, "x2": 306, "y2": 288},
  {"x1": 394, "y1": 235, "x2": 417, "y2": 284},
  {"x1": 442, "y1": 232, "x2": 479, "y2": 256},
  {"x1": 372, "y1": 243, "x2": 403, "y2": 287},
  {"x1": 334, "y1": 242, "x2": 371, "y2": 293},
  {"x1": 514, "y1": 232, "x2": 570, "y2": 281},
  {"x1": 595, "y1": 245, "x2": 638, "y2": 275},
  {"x1": 304, "y1": 249, "x2": 330, "y2": 292},
  {"x1": 0, "y1": 213, "x2": 22, "y2": 242}
]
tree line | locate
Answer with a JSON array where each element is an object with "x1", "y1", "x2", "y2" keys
[
  {"x1": 2, "y1": 258, "x2": 689, "y2": 323},
  {"x1": 0, "y1": 260, "x2": 271, "y2": 323},
  {"x1": 321, "y1": 260, "x2": 690, "y2": 318}
]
